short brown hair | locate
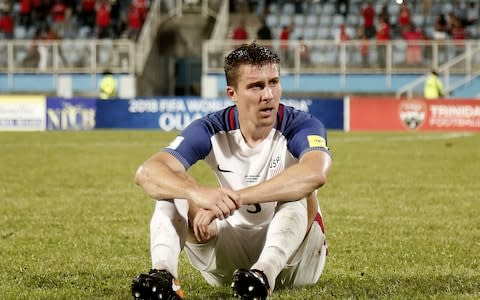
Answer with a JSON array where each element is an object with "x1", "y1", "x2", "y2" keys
[{"x1": 224, "y1": 42, "x2": 280, "y2": 88}]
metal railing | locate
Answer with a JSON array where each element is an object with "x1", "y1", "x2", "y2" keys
[
  {"x1": 203, "y1": 39, "x2": 480, "y2": 88},
  {"x1": 396, "y1": 44, "x2": 480, "y2": 98},
  {"x1": 0, "y1": 39, "x2": 135, "y2": 73}
]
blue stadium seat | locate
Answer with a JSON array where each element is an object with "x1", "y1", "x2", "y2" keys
[
  {"x1": 279, "y1": 14, "x2": 292, "y2": 27},
  {"x1": 266, "y1": 14, "x2": 278, "y2": 28},
  {"x1": 294, "y1": 14, "x2": 305, "y2": 27},
  {"x1": 14, "y1": 26, "x2": 27, "y2": 39}
]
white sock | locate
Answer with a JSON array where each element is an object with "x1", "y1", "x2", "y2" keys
[
  {"x1": 252, "y1": 199, "x2": 308, "y2": 291},
  {"x1": 150, "y1": 199, "x2": 189, "y2": 278}
]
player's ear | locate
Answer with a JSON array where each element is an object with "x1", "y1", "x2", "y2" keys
[{"x1": 226, "y1": 86, "x2": 237, "y2": 102}]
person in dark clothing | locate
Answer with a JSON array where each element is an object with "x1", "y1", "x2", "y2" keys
[{"x1": 257, "y1": 18, "x2": 272, "y2": 41}]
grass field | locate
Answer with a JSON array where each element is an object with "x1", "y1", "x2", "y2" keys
[{"x1": 1, "y1": 130, "x2": 479, "y2": 299}]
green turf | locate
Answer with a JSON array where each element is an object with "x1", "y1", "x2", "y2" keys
[{"x1": 1, "y1": 130, "x2": 479, "y2": 299}]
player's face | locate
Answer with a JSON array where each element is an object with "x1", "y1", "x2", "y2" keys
[{"x1": 227, "y1": 63, "x2": 281, "y2": 129}]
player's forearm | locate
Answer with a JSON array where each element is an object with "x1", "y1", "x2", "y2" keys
[
  {"x1": 239, "y1": 151, "x2": 331, "y2": 204},
  {"x1": 240, "y1": 160, "x2": 328, "y2": 205},
  {"x1": 135, "y1": 162, "x2": 199, "y2": 201}
]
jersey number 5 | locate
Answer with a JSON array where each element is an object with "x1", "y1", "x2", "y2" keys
[{"x1": 246, "y1": 204, "x2": 261, "y2": 213}]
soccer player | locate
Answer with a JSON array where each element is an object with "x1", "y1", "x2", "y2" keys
[{"x1": 132, "y1": 42, "x2": 332, "y2": 300}]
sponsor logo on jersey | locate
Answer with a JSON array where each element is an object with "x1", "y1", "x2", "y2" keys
[
  {"x1": 307, "y1": 135, "x2": 327, "y2": 148},
  {"x1": 216, "y1": 164, "x2": 233, "y2": 173}
]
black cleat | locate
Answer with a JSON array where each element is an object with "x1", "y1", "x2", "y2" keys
[
  {"x1": 131, "y1": 269, "x2": 184, "y2": 300},
  {"x1": 231, "y1": 268, "x2": 270, "y2": 300}
]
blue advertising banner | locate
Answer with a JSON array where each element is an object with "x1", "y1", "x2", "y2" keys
[
  {"x1": 281, "y1": 97, "x2": 343, "y2": 130},
  {"x1": 95, "y1": 97, "x2": 344, "y2": 130},
  {"x1": 46, "y1": 98, "x2": 96, "y2": 130}
]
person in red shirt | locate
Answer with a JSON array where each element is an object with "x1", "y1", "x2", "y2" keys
[
  {"x1": 334, "y1": 23, "x2": 351, "y2": 65},
  {"x1": 50, "y1": 0, "x2": 68, "y2": 37},
  {"x1": 127, "y1": 4, "x2": 143, "y2": 40},
  {"x1": 232, "y1": 19, "x2": 248, "y2": 41},
  {"x1": 397, "y1": 3, "x2": 411, "y2": 34},
  {"x1": 132, "y1": 0, "x2": 148, "y2": 23},
  {"x1": 0, "y1": 10, "x2": 14, "y2": 39},
  {"x1": 96, "y1": 1, "x2": 111, "y2": 39},
  {"x1": 279, "y1": 24, "x2": 293, "y2": 66},
  {"x1": 362, "y1": 1, "x2": 376, "y2": 39},
  {"x1": 376, "y1": 16, "x2": 391, "y2": 68},
  {"x1": 358, "y1": 28, "x2": 370, "y2": 67},
  {"x1": 402, "y1": 23, "x2": 425, "y2": 65}
]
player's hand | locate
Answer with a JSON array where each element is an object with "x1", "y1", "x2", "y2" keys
[
  {"x1": 190, "y1": 187, "x2": 240, "y2": 219},
  {"x1": 192, "y1": 209, "x2": 217, "y2": 243}
]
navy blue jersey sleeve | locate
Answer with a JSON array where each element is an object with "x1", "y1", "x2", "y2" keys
[
  {"x1": 162, "y1": 118, "x2": 214, "y2": 169},
  {"x1": 282, "y1": 107, "x2": 330, "y2": 159}
]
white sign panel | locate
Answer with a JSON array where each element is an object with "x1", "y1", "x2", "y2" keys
[{"x1": 0, "y1": 96, "x2": 46, "y2": 131}]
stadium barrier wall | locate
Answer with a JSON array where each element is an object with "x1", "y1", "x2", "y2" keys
[
  {"x1": 95, "y1": 97, "x2": 344, "y2": 131},
  {"x1": 348, "y1": 96, "x2": 480, "y2": 132},
  {"x1": 0, "y1": 96, "x2": 344, "y2": 131}
]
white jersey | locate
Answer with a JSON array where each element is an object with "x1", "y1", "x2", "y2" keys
[{"x1": 163, "y1": 104, "x2": 330, "y2": 229}]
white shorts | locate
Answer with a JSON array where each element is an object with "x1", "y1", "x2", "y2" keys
[{"x1": 184, "y1": 212, "x2": 327, "y2": 289}]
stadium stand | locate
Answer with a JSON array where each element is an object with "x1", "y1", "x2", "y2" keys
[{"x1": 1, "y1": 0, "x2": 480, "y2": 97}]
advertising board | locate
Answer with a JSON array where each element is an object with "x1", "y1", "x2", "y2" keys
[
  {"x1": 349, "y1": 97, "x2": 480, "y2": 131},
  {"x1": 46, "y1": 98, "x2": 96, "y2": 130},
  {"x1": 0, "y1": 96, "x2": 46, "y2": 131},
  {"x1": 95, "y1": 97, "x2": 344, "y2": 131}
]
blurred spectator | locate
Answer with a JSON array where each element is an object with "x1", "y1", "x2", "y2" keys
[
  {"x1": 335, "y1": 0, "x2": 349, "y2": 18},
  {"x1": 358, "y1": 27, "x2": 370, "y2": 67},
  {"x1": 0, "y1": 9, "x2": 14, "y2": 39},
  {"x1": 452, "y1": 0, "x2": 467, "y2": 26},
  {"x1": 279, "y1": 24, "x2": 292, "y2": 66},
  {"x1": 44, "y1": 25, "x2": 61, "y2": 40},
  {"x1": 433, "y1": 14, "x2": 449, "y2": 39},
  {"x1": 110, "y1": 0, "x2": 123, "y2": 38},
  {"x1": 334, "y1": 23, "x2": 351, "y2": 43},
  {"x1": 132, "y1": 0, "x2": 148, "y2": 22},
  {"x1": 31, "y1": 0, "x2": 49, "y2": 29},
  {"x1": 397, "y1": 3, "x2": 411, "y2": 34},
  {"x1": 334, "y1": 23, "x2": 351, "y2": 64},
  {"x1": 424, "y1": 69, "x2": 444, "y2": 99},
  {"x1": 362, "y1": 1, "x2": 376, "y2": 39},
  {"x1": 232, "y1": 18, "x2": 248, "y2": 41},
  {"x1": 378, "y1": 3, "x2": 390, "y2": 25},
  {"x1": 402, "y1": 23, "x2": 425, "y2": 65},
  {"x1": 450, "y1": 16, "x2": 468, "y2": 56},
  {"x1": 127, "y1": 3, "x2": 143, "y2": 40},
  {"x1": 22, "y1": 28, "x2": 42, "y2": 68},
  {"x1": 50, "y1": 0, "x2": 68, "y2": 37},
  {"x1": 294, "y1": 0, "x2": 303, "y2": 14},
  {"x1": 465, "y1": 1, "x2": 478, "y2": 26},
  {"x1": 79, "y1": 0, "x2": 96, "y2": 29},
  {"x1": 298, "y1": 36, "x2": 310, "y2": 66},
  {"x1": 19, "y1": 0, "x2": 32, "y2": 29},
  {"x1": 256, "y1": 17, "x2": 272, "y2": 41},
  {"x1": 432, "y1": 14, "x2": 448, "y2": 61},
  {"x1": 96, "y1": 0, "x2": 111, "y2": 39},
  {"x1": 376, "y1": 16, "x2": 391, "y2": 68}
]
